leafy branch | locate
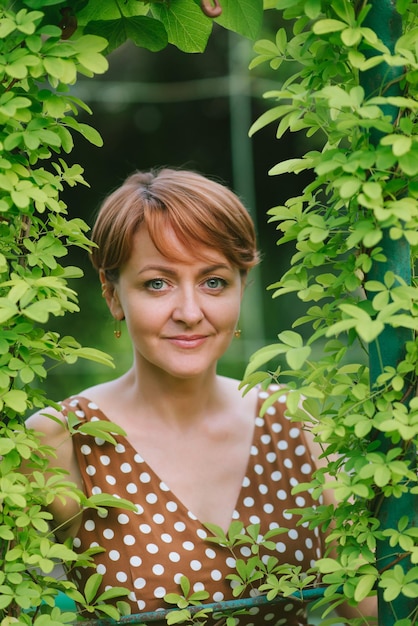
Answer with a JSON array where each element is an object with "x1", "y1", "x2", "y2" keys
[
  {"x1": 244, "y1": 0, "x2": 418, "y2": 623},
  {"x1": 0, "y1": 1, "x2": 264, "y2": 623}
]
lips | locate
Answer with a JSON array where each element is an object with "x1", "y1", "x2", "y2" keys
[{"x1": 166, "y1": 335, "x2": 208, "y2": 348}]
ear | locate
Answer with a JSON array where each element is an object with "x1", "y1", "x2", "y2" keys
[{"x1": 99, "y1": 269, "x2": 124, "y2": 320}]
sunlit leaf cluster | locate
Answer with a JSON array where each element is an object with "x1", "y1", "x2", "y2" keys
[
  {"x1": 2, "y1": 0, "x2": 417, "y2": 624},
  {"x1": 0, "y1": 1, "x2": 264, "y2": 624},
  {"x1": 243, "y1": 0, "x2": 418, "y2": 623},
  {"x1": 13, "y1": 0, "x2": 264, "y2": 55}
]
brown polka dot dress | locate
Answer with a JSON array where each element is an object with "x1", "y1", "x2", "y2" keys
[{"x1": 61, "y1": 386, "x2": 324, "y2": 626}]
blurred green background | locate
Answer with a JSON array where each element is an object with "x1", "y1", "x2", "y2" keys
[{"x1": 44, "y1": 14, "x2": 317, "y2": 401}]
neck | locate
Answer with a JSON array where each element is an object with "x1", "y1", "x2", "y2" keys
[{"x1": 120, "y1": 360, "x2": 228, "y2": 426}]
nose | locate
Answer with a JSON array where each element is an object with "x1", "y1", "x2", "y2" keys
[{"x1": 172, "y1": 286, "x2": 204, "y2": 327}]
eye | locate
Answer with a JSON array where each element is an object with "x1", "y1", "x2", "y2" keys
[
  {"x1": 204, "y1": 277, "x2": 227, "y2": 290},
  {"x1": 145, "y1": 278, "x2": 167, "y2": 291}
]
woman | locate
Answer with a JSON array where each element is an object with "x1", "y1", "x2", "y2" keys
[{"x1": 26, "y1": 169, "x2": 375, "y2": 625}]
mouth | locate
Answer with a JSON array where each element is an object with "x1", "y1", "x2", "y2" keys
[{"x1": 166, "y1": 335, "x2": 208, "y2": 348}]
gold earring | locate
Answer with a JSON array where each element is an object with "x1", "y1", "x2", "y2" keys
[
  {"x1": 234, "y1": 328, "x2": 242, "y2": 338},
  {"x1": 114, "y1": 319, "x2": 122, "y2": 339}
]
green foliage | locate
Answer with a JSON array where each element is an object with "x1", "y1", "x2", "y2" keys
[
  {"x1": 163, "y1": 522, "x2": 318, "y2": 625},
  {"x1": 204, "y1": 521, "x2": 317, "y2": 599},
  {"x1": 0, "y1": 418, "x2": 134, "y2": 623},
  {"x1": 0, "y1": 1, "x2": 264, "y2": 624},
  {"x1": 2, "y1": 0, "x2": 417, "y2": 624},
  {"x1": 165, "y1": 575, "x2": 212, "y2": 625},
  {"x1": 244, "y1": 0, "x2": 418, "y2": 624},
  {"x1": 64, "y1": 572, "x2": 131, "y2": 620},
  {"x1": 0, "y1": 4, "x2": 115, "y2": 431},
  {"x1": 13, "y1": 0, "x2": 264, "y2": 55}
]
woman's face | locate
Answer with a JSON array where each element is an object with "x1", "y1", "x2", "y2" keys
[{"x1": 104, "y1": 227, "x2": 245, "y2": 381}]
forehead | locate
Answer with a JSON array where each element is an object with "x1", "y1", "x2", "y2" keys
[{"x1": 129, "y1": 226, "x2": 232, "y2": 268}]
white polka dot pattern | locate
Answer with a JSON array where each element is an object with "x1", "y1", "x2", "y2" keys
[{"x1": 62, "y1": 387, "x2": 323, "y2": 626}]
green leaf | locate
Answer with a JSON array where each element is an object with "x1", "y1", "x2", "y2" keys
[
  {"x1": 341, "y1": 27, "x2": 362, "y2": 47},
  {"x1": 253, "y1": 38, "x2": 281, "y2": 56},
  {"x1": 97, "y1": 586, "x2": 130, "y2": 601},
  {"x1": 316, "y1": 558, "x2": 342, "y2": 574},
  {"x1": 77, "y1": 0, "x2": 129, "y2": 22},
  {"x1": 0, "y1": 298, "x2": 18, "y2": 323},
  {"x1": 313, "y1": 19, "x2": 347, "y2": 34},
  {"x1": 286, "y1": 346, "x2": 311, "y2": 370},
  {"x1": 152, "y1": 0, "x2": 212, "y2": 53},
  {"x1": 22, "y1": 299, "x2": 61, "y2": 323},
  {"x1": 43, "y1": 57, "x2": 75, "y2": 82},
  {"x1": 85, "y1": 16, "x2": 168, "y2": 54},
  {"x1": 88, "y1": 491, "x2": 137, "y2": 510},
  {"x1": 23, "y1": 0, "x2": 68, "y2": 7},
  {"x1": 278, "y1": 330, "x2": 303, "y2": 348},
  {"x1": 336, "y1": 303, "x2": 363, "y2": 320},
  {"x1": 269, "y1": 156, "x2": 315, "y2": 175},
  {"x1": 339, "y1": 177, "x2": 362, "y2": 198},
  {"x1": 244, "y1": 343, "x2": 288, "y2": 377},
  {"x1": 0, "y1": 95, "x2": 31, "y2": 118},
  {"x1": 215, "y1": 0, "x2": 263, "y2": 40},
  {"x1": 354, "y1": 573, "x2": 378, "y2": 602},
  {"x1": 0, "y1": 526, "x2": 14, "y2": 540},
  {"x1": 84, "y1": 573, "x2": 102, "y2": 603},
  {"x1": 165, "y1": 593, "x2": 183, "y2": 605},
  {"x1": 0, "y1": 439, "x2": 14, "y2": 455},
  {"x1": 166, "y1": 609, "x2": 192, "y2": 625},
  {"x1": 304, "y1": 0, "x2": 321, "y2": 19},
  {"x1": 183, "y1": 575, "x2": 194, "y2": 599},
  {"x1": 399, "y1": 151, "x2": 418, "y2": 176},
  {"x1": 73, "y1": 33, "x2": 109, "y2": 53},
  {"x1": 392, "y1": 135, "x2": 412, "y2": 156},
  {"x1": 249, "y1": 105, "x2": 294, "y2": 137},
  {"x1": 76, "y1": 420, "x2": 126, "y2": 444},
  {"x1": 67, "y1": 346, "x2": 114, "y2": 367},
  {"x1": 0, "y1": 18, "x2": 16, "y2": 38},
  {"x1": 2, "y1": 389, "x2": 28, "y2": 412},
  {"x1": 375, "y1": 465, "x2": 391, "y2": 487},
  {"x1": 0, "y1": 595, "x2": 12, "y2": 610},
  {"x1": 189, "y1": 589, "x2": 210, "y2": 602},
  {"x1": 64, "y1": 117, "x2": 103, "y2": 146}
]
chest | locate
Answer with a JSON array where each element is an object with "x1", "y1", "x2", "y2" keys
[
  {"x1": 124, "y1": 421, "x2": 255, "y2": 530},
  {"x1": 71, "y1": 396, "x2": 309, "y2": 532},
  {"x1": 73, "y1": 413, "x2": 320, "y2": 562}
]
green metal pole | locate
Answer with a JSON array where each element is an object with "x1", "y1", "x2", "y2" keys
[{"x1": 360, "y1": 2, "x2": 418, "y2": 625}]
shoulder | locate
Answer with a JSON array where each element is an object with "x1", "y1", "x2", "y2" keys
[
  {"x1": 255, "y1": 385, "x2": 338, "y2": 472},
  {"x1": 25, "y1": 403, "x2": 68, "y2": 441},
  {"x1": 217, "y1": 375, "x2": 260, "y2": 420},
  {"x1": 256, "y1": 383, "x2": 288, "y2": 404},
  {"x1": 24, "y1": 392, "x2": 96, "y2": 441},
  {"x1": 218, "y1": 377, "x2": 289, "y2": 420},
  {"x1": 255, "y1": 384, "x2": 318, "y2": 453},
  {"x1": 24, "y1": 402, "x2": 76, "y2": 478},
  {"x1": 254, "y1": 383, "x2": 289, "y2": 420},
  {"x1": 76, "y1": 376, "x2": 129, "y2": 411}
]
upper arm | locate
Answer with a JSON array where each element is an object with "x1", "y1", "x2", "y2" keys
[
  {"x1": 24, "y1": 407, "x2": 83, "y2": 539},
  {"x1": 25, "y1": 407, "x2": 75, "y2": 478}
]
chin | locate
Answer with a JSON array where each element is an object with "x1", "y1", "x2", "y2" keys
[
  {"x1": 158, "y1": 360, "x2": 216, "y2": 380},
  {"x1": 168, "y1": 367, "x2": 211, "y2": 380}
]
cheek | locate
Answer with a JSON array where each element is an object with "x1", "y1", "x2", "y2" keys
[
  {"x1": 124, "y1": 299, "x2": 167, "y2": 331},
  {"x1": 218, "y1": 297, "x2": 242, "y2": 326}
]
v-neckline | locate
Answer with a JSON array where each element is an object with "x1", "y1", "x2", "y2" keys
[{"x1": 71, "y1": 394, "x2": 261, "y2": 533}]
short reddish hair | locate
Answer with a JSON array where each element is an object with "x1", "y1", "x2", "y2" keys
[{"x1": 90, "y1": 168, "x2": 259, "y2": 281}]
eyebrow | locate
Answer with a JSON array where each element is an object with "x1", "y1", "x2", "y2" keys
[{"x1": 137, "y1": 263, "x2": 233, "y2": 277}]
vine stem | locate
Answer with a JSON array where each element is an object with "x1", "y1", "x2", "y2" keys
[
  {"x1": 200, "y1": 0, "x2": 222, "y2": 18},
  {"x1": 378, "y1": 551, "x2": 410, "y2": 575}
]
